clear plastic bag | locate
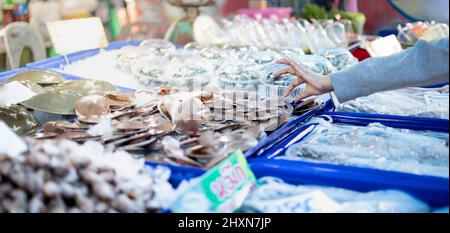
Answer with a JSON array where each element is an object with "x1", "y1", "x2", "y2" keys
[
  {"x1": 338, "y1": 87, "x2": 449, "y2": 119},
  {"x1": 282, "y1": 118, "x2": 449, "y2": 178},
  {"x1": 241, "y1": 177, "x2": 431, "y2": 213},
  {"x1": 218, "y1": 15, "x2": 348, "y2": 52}
]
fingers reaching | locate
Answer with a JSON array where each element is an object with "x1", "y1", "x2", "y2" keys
[
  {"x1": 277, "y1": 58, "x2": 299, "y2": 71},
  {"x1": 276, "y1": 58, "x2": 290, "y2": 65},
  {"x1": 273, "y1": 66, "x2": 295, "y2": 77},
  {"x1": 294, "y1": 91, "x2": 311, "y2": 102},
  {"x1": 284, "y1": 82, "x2": 296, "y2": 97},
  {"x1": 284, "y1": 79, "x2": 304, "y2": 97},
  {"x1": 277, "y1": 58, "x2": 313, "y2": 82}
]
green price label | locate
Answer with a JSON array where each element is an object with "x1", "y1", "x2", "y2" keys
[
  {"x1": 200, "y1": 151, "x2": 257, "y2": 209},
  {"x1": 171, "y1": 151, "x2": 257, "y2": 213}
]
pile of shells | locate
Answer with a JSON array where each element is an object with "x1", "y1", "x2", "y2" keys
[
  {"x1": 31, "y1": 87, "x2": 292, "y2": 169},
  {"x1": 0, "y1": 139, "x2": 172, "y2": 213},
  {"x1": 33, "y1": 90, "x2": 173, "y2": 152}
]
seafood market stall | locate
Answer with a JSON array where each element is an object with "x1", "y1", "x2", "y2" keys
[
  {"x1": 0, "y1": 10, "x2": 449, "y2": 213},
  {"x1": 1, "y1": 38, "x2": 448, "y2": 213}
]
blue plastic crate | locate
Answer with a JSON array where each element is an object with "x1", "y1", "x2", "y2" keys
[
  {"x1": 0, "y1": 67, "x2": 134, "y2": 93},
  {"x1": 0, "y1": 67, "x2": 29, "y2": 82},
  {"x1": 250, "y1": 160, "x2": 448, "y2": 208},
  {"x1": 420, "y1": 82, "x2": 449, "y2": 89},
  {"x1": 248, "y1": 112, "x2": 449, "y2": 208},
  {"x1": 245, "y1": 99, "x2": 334, "y2": 158},
  {"x1": 24, "y1": 40, "x2": 141, "y2": 93},
  {"x1": 26, "y1": 40, "x2": 141, "y2": 71}
]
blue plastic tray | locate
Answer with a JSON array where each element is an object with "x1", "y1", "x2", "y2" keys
[
  {"x1": 245, "y1": 99, "x2": 334, "y2": 158},
  {"x1": 0, "y1": 67, "x2": 134, "y2": 93},
  {"x1": 25, "y1": 40, "x2": 140, "y2": 93},
  {"x1": 26, "y1": 40, "x2": 141, "y2": 71},
  {"x1": 250, "y1": 160, "x2": 448, "y2": 208},
  {"x1": 420, "y1": 82, "x2": 449, "y2": 89},
  {"x1": 0, "y1": 67, "x2": 29, "y2": 83},
  {"x1": 248, "y1": 112, "x2": 449, "y2": 207}
]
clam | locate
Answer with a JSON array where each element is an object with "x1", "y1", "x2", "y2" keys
[
  {"x1": 54, "y1": 80, "x2": 118, "y2": 96},
  {"x1": 75, "y1": 95, "x2": 111, "y2": 118},
  {"x1": 115, "y1": 121, "x2": 148, "y2": 131},
  {"x1": 104, "y1": 92, "x2": 135, "y2": 110},
  {"x1": 117, "y1": 138, "x2": 157, "y2": 151},
  {"x1": 102, "y1": 130, "x2": 145, "y2": 144},
  {"x1": 0, "y1": 105, "x2": 39, "y2": 136},
  {"x1": 8, "y1": 70, "x2": 65, "y2": 85},
  {"x1": 58, "y1": 132, "x2": 100, "y2": 141},
  {"x1": 174, "y1": 119, "x2": 203, "y2": 134},
  {"x1": 109, "y1": 123, "x2": 169, "y2": 146},
  {"x1": 55, "y1": 121, "x2": 88, "y2": 131},
  {"x1": 105, "y1": 92, "x2": 135, "y2": 102},
  {"x1": 197, "y1": 91, "x2": 214, "y2": 103},
  {"x1": 157, "y1": 101, "x2": 171, "y2": 120},
  {"x1": 33, "y1": 132, "x2": 59, "y2": 140},
  {"x1": 42, "y1": 121, "x2": 65, "y2": 134},
  {"x1": 146, "y1": 116, "x2": 175, "y2": 135},
  {"x1": 107, "y1": 129, "x2": 154, "y2": 147},
  {"x1": 184, "y1": 145, "x2": 216, "y2": 159},
  {"x1": 166, "y1": 153, "x2": 204, "y2": 168},
  {"x1": 21, "y1": 89, "x2": 83, "y2": 115},
  {"x1": 205, "y1": 152, "x2": 230, "y2": 169},
  {"x1": 106, "y1": 98, "x2": 134, "y2": 110},
  {"x1": 145, "y1": 153, "x2": 169, "y2": 163},
  {"x1": 111, "y1": 110, "x2": 142, "y2": 121},
  {"x1": 77, "y1": 115, "x2": 104, "y2": 124}
]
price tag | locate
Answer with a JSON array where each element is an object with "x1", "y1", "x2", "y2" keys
[
  {"x1": 47, "y1": 17, "x2": 109, "y2": 54},
  {"x1": 171, "y1": 151, "x2": 258, "y2": 213}
]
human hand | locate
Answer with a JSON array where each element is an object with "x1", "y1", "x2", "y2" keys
[{"x1": 273, "y1": 58, "x2": 334, "y2": 102}]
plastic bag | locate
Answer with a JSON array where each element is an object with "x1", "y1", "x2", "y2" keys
[
  {"x1": 241, "y1": 177, "x2": 431, "y2": 213},
  {"x1": 339, "y1": 87, "x2": 449, "y2": 119},
  {"x1": 282, "y1": 118, "x2": 449, "y2": 178}
]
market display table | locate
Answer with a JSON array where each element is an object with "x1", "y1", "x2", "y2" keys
[{"x1": 0, "y1": 39, "x2": 448, "y2": 213}]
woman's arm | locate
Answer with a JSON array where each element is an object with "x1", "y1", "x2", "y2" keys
[
  {"x1": 332, "y1": 38, "x2": 449, "y2": 102},
  {"x1": 274, "y1": 38, "x2": 449, "y2": 103}
]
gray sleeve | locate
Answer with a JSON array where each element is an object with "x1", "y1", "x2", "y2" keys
[{"x1": 331, "y1": 38, "x2": 449, "y2": 103}]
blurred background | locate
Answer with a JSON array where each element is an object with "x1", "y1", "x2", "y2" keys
[{"x1": 0, "y1": 0, "x2": 448, "y2": 70}]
